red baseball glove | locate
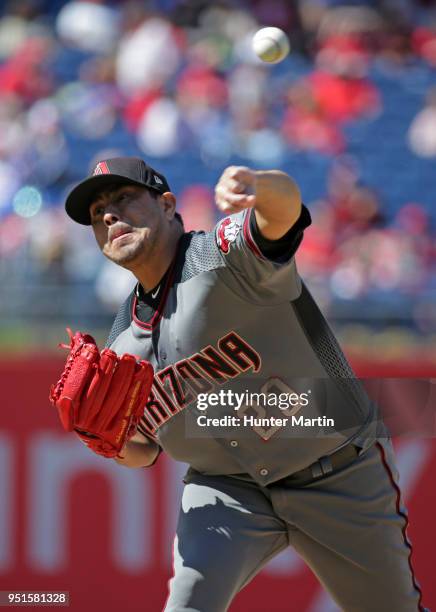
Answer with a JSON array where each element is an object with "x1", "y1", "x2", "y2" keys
[{"x1": 49, "y1": 329, "x2": 154, "y2": 458}]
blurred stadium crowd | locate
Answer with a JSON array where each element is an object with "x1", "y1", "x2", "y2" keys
[{"x1": 0, "y1": 0, "x2": 435, "y2": 354}]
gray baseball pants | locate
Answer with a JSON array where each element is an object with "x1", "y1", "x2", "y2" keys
[{"x1": 164, "y1": 439, "x2": 424, "y2": 612}]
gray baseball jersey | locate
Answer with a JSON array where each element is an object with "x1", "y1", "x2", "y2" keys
[
  {"x1": 107, "y1": 206, "x2": 375, "y2": 485},
  {"x1": 107, "y1": 206, "x2": 425, "y2": 611}
]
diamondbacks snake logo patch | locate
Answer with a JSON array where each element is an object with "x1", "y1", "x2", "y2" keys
[{"x1": 216, "y1": 217, "x2": 241, "y2": 254}]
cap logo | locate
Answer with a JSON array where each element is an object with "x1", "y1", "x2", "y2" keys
[
  {"x1": 154, "y1": 175, "x2": 163, "y2": 185},
  {"x1": 93, "y1": 161, "x2": 110, "y2": 175}
]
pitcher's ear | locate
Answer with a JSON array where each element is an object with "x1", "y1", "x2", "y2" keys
[{"x1": 160, "y1": 191, "x2": 177, "y2": 220}]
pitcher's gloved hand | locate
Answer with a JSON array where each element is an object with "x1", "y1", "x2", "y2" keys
[{"x1": 49, "y1": 329, "x2": 154, "y2": 458}]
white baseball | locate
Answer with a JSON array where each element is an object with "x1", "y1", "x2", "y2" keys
[{"x1": 252, "y1": 27, "x2": 290, "y2": 64}]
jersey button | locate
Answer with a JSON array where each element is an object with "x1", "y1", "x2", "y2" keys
[
  {"x1": 230, "y1": 440, "x2": 238, "y2": 447},
  {"x1": 260, "y1": 468, "x2": 269, "y2": 476}
]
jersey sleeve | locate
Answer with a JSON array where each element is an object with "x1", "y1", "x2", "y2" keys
[
  {"x1": 249, "y1": 204, "x2": 312, "y2": 263},
  {"x1": 104, "y1": 291, "x2": 134, "y2": 348},
  {"x1": 105, "y1": 292, "x2": 163, "y2": 459},
  {"x1": 214, "y1": 204, "x2": 311, "y2": 302}
]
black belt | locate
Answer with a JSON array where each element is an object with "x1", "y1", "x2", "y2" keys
[{"x1": 275, "y1": 444, "x2": 361, "y2": 488}]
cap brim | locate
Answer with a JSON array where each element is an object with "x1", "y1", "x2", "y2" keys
[{"x1": 65, "y1": 174, "x2": 151, "y2": 225}]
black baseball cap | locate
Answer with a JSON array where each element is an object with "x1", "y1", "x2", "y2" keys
[{"x1": 65, "y1": 157, "x2": 171, "y2": 225}]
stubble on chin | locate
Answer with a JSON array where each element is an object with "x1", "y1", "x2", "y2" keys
[{"x1": 104, "y1": 232, "x2": 152, "y2": 268}]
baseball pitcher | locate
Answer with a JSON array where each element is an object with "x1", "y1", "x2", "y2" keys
[{"x1": 50, "y1": 157, "x2": 425, "y2": 611}]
